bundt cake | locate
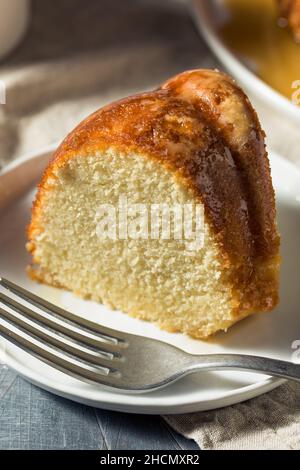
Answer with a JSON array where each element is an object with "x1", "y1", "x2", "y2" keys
[
  {"x1": 278, "y1": 0, "x2": 300, "y2": 41},
  {"x1": 27, "y1": 69, "x2": 280, "y2": 339}
]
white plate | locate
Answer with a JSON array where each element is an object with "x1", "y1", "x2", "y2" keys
[{"x1": 0, "y1": 144, "x2": 299, "y2": 414}]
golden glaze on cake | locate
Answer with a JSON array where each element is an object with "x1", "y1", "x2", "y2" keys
[
  {"x1": 279, "y1": 0, "x2": 300, "y2": 40},
  {"x1": 28, "y1": 69, "x2": 280, "y2": 334}
]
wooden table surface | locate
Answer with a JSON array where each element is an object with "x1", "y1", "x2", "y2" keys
[{"x1": 0, "y1": 367, "x2": 199, "y2": 450}]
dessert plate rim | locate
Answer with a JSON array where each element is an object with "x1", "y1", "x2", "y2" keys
[{"x1": 1, "y1": 143, "x2": 299, "y2": 415}]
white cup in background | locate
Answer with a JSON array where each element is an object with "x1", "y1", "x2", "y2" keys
[{"x1": 0, "y1": 0, "x2": 30, "y2": 60}]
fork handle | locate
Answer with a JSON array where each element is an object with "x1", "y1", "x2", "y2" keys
[{"x1": 186, "y1": 354, "x2": 300, "y2": 382}]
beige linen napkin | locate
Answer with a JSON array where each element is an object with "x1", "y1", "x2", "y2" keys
[
  {"x1": 0, "y1": 0, "x2": 299, "y2": 451},
  {"x1": 165, "y1": 382, "x2": 300, "y2": 450}
]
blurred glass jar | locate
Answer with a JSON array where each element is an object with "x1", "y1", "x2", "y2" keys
[{"x1": 0, "y1": 0, "x2": 30, "y2": 60}]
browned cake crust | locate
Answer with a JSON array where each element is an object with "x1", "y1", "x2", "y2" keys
[
  {"x1": 279, "y1": 0, "x2": 300, "y2": 40},
  {"x1": 28, "y1": 69, "x2": 280, "y2": 318}
]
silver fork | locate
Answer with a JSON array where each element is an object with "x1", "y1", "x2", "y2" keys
[{"x1": 0, "y1": 277, "x2": 299, "y2": 392}]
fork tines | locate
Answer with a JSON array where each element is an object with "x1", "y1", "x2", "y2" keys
[{"x1": 0, "y1": 277, "x2": 127, "y2": 387}]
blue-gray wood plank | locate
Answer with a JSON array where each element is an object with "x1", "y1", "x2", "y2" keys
[{"x1": 0, "y1": 368, "x2": 199, "y2": 450}]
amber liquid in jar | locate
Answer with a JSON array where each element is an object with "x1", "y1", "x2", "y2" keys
[{"x1": 218, "y1": 0, "x2": 300, "y2": 104}]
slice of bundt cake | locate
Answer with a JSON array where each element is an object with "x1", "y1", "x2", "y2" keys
[
  {"x1": 27, "y1": 69, "x2": 280, "y2": 339},
  {"x1": 278, "y1": 0, "x2": 300, "y2": 41}
]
